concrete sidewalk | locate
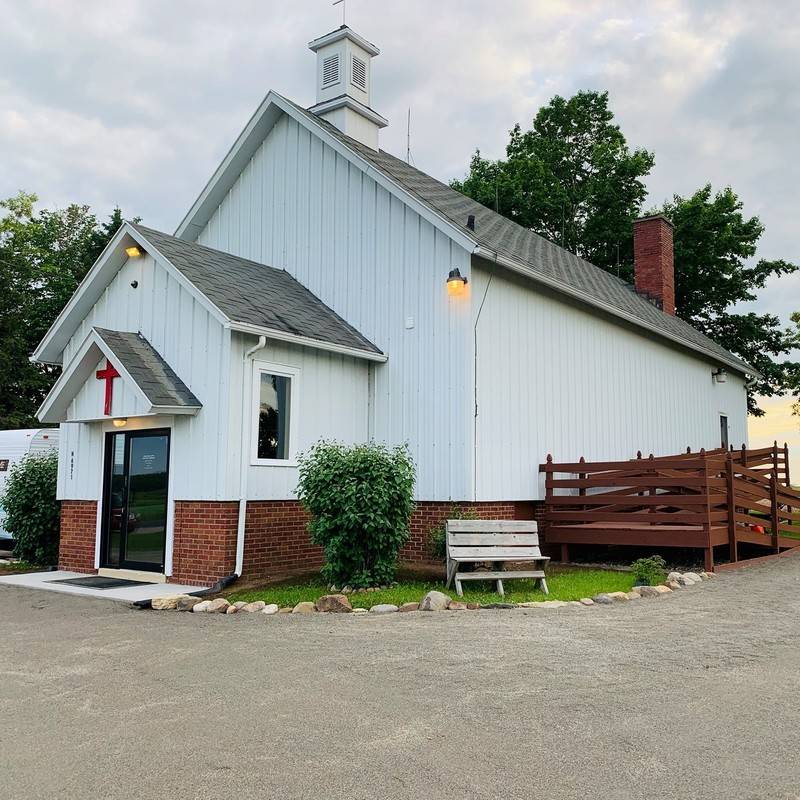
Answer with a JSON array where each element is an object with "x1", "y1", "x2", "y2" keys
[
  {"x1": 2, "y1": 555, "x2": 800, "y2": 799},
  {"x1": 0, "y1": 569, "x2": 205, "y2": 603}
]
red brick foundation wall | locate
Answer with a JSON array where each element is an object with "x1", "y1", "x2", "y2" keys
[
  {"x1": 169, "y1": 499, "x2": 547, "y2": 586},
  {"x1": 59, "y1": 500, "x2": 98, "y2": 573},
  {"x1": 242, "y1": 501, "x2": 320, "y2": 579},
  {"x1": 170, "y1": 501, "x2": 238, "y2": 586}
]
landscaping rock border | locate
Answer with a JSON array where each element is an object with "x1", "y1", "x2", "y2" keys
[{"x1": 147, "y1": 571, "x2": 717, "y2": 619}]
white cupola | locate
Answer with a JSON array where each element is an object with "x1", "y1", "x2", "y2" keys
[{"x1": 308, "y1": 26, "x2": 388, "y2": 150}]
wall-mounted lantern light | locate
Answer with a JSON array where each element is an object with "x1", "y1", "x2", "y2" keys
[
  {"x1": 446, "y1": 268, "x2": 468, "y2": 296},
  {"x1": 112, "y1": 418, "x2": 128, "y2": 428},
  {"x1": 713, "y1": 368, "x2": 727, "y2": 384},
  {"x1": 125, "y1": 245, "x2": 143, "y2": 258}
]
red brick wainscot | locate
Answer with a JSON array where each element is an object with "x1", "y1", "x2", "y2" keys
[
  {"x1": 169, "y1": 499, "x2": 547, "y2": 586},
  {"x1": 59, "y1": 500, "x2": 99, "y2": 573}
]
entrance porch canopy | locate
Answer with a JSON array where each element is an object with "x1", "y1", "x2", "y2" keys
[{"x1": 38, "y1": 327, "x2": 202, "y2": 423}]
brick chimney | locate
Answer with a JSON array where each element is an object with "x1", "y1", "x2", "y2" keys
[{"x1": 633, "y1": 215, "x2": 675, "y2": 315}]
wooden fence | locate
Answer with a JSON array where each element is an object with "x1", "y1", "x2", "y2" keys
[{"x1": 540, "y1": 442, "x2": 799, "y2": 571}]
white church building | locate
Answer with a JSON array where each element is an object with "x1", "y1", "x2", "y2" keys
[{"x1": 33, "y1": 25, "x2": 752, "y2": 586}]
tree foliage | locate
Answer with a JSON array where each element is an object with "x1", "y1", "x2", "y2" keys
[
  {"x1": 1, "y1": 451, "x2": 59, "y2": 565},
  {"x1": 451, "y1": 91, "x2": 654, "y2": 277},
  {"x1": 0, "y1": 192, "x2": 131, "y2": 428},
  {"x1": 452, "y1": 92, "x2": 799, "y2": 414},
  {"x1": 297, "y1": 441, "x2": 416, "y2": 588}
]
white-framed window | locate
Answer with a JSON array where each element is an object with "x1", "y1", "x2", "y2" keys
[{"x1": 251, "y1": 361, "x2": 300, "y2": 466}]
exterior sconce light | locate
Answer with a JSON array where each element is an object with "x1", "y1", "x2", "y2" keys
[
  {"x1": 713, "y1": 368, "x2": 727, "y2": 384},
  {"x1": 125, "y1": 246, "x2": 143, "y2": 258},
  {"x1": 112, "y1": 418, "x2": 128, "y2": 428},
  {"x1": 446, "y1": 268, "x2": 468, "y2": 296}
]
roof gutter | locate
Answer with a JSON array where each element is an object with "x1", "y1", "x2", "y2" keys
[{"x1": 473, "y1": 245, "x2": 761, "y2": 380}]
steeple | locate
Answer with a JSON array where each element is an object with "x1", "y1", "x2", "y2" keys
[{"x1": 308, "y1": 25, "x2": 388, "y2": 150}]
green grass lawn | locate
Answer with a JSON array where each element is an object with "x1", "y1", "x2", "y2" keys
[{"x1": 228, "y1": 565, "x2": 637, "y2": 608}]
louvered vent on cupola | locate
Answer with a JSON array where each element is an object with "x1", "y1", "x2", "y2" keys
[
  {"x1": 351, "y1": 55, "x2": 367, "y2": 91},
  {"x1": 322, "y1": 53, "x2": 340, "y2": 87}
]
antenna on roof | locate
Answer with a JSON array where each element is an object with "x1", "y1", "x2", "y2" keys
[
  {"x1": 333, "y1": 0, "x2": 346, "y2": 25},
  {"x1": 406, "y1": 108, "x2": 411, "y2": 164}
]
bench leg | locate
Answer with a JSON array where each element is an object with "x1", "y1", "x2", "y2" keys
[
  {"x1": 539, "y1": 576, "x2": 549, "y2": 595},
  {"x1": 445, "y1": 560, "x2": 457, "y2": 589},
  {"x1": 454, "y1": 575, "x2": 464, "y2": 597},
  {"x1": 496, "y1": 579, "x2": 504, "y2": 597}
]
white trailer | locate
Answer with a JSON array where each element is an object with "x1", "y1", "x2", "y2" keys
[{"x1": 0, "y1": 429, "x2": 60, "y2": 542}]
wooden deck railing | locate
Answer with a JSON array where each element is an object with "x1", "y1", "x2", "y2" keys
[{"x1": 540, "y1": 442, "x2": 799, "y2": 571}]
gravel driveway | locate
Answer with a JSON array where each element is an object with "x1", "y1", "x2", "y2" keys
[{"x1": 2, "y1": 556, "x2": 800, "y2": 800}]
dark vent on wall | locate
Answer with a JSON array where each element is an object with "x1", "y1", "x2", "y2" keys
[
  {"x1": 322, "y1": 53, "x2": 340, "y2": 87},
  {"x1": 351, "y1": 55, "x2": 367, "y2": 91}
]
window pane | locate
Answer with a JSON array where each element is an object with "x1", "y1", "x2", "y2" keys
[{"x1": 258, "y1": 373, "x2": 291, "y2": 460}]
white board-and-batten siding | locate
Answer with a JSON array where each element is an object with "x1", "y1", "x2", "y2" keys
[
  {"x1": 472, "y1": 263, "x2": 749, "y2": 502},
  {"x1": 56, "y1": 254, "x2": 232, "y2": 502},
  {"x1": 195, "y1": 112, "x2": 474, "y2": 501}
]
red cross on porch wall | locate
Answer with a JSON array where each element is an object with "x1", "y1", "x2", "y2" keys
[{"x1": 95, "y1": 359, "x2": 120, "y2": 416}]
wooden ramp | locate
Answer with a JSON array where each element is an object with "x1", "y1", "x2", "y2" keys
[{"x1": 540, "y1": 443, "x2": 799, "y2": 571}]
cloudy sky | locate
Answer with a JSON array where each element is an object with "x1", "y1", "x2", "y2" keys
[{"x1": 1, "y1": 0, "x2": 798, "y2": 462}]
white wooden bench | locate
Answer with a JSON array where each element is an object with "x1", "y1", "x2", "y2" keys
[{"x1": 445, "y1": 520, "x2": 550, "y2": 597}]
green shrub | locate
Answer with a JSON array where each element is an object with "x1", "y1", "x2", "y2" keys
[
  {"x1": 429, "y1": 504, "x2": 479, "y2": 562},
  {"x1": 2, "y1": 451, "x2": 60, "y2": 565},
  {"x1": 297, "y1": 441, "x2": 416, "y2": 587},
  {"x1": 631, "y1": 555, "x2": 667, "y2": 586}
]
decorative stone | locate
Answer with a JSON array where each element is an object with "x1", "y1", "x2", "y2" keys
[
  {"x1": 177, "y1": 596, "x2": 202, "y2": 612},
  {"x1": 637, "y1": 586, "x2": 660, "y2": 598},
  {"x1": 704, "y1": 571, "x2": 718, "y2": 579},
  {"x1": 579, "y1": 597, "x2": 594, "y2": 606},
  {"x1": 448, "y1": 601, "x2": 468, "y2": 610},
  {"x1": 419, "y1": 590, "x2": 451, "y2": 611},
  {"x1": 608, "y1": 592, "x2": 629, "y2": 602},
  {"x1": 329, "y1": 585, "x2": 338, "y2": 593},
  {"x1": 278, "y1": 607, "x2": 293, "y2": 613},
  {"x1": 352, "y1": 607, "x2": 368, "y2": 614},
  {"x1": 592, "y1": 594, "x2": 614, "y2": 605},
  {"x1": 667, "y1": 580, "x2": 681, "y2": 590},
  {"x1": 192, "y1": 600, "x2": 212, "y2": 613},
  {"x1": 226, "y1": 604, "x2": 239, "y2": 614},
  {"x1": 151, "y1": 595, "x2": 183, "y2": 610},
  {"x1": 233, "y1": 601, "x2": 248, "y2": 610},
  {"x1": 699, "y1": 572, "x2": 711, "y2": 580},
  {"x1": 677, "y1": 574, "x2": 696, "y2": 586},
  {"x1": 207, "y1": 598, "x2": 230, "y2": 614},
  {"x1": 568, "y1": 601, "x2": 583, "y2": 607},
  {"x1": 466, "y1": 602, "x2": 480, "y2": 610},
  {"x1": 684, "y1": 572, "x2": 702, "y2": 583},
  {"x1": 653, "y1": 585, "x2": 672, "y2": 594},
  {"x1": 342, "y1": 586, "x2": 353, "y2": 594},
  {"x1": 242, "y1": 601, "x2": 266, "y2": 613},
  {"x1": 261, "y1": 604, "x2": 279, "y2": 615},
  {"x1": 315, "y1": 594, "x2": 353, "y2": 613},
  {"x1": 291, "y1": 601, "x2": 316, "y2": 614},
  {"x1": 398, "y1": 602, "x2": 419, "y2": 612},
  {"x1": 370, "y1": 604, "x2": 398, "y2": 614},
  {"x1": 480, "y1": 602, "x2": 516, "y2": 609},
  {"x1": 667, "y1": 571, "x2": 682, "y2": 583},
  {"x1": 626, "y1": 591, "x2": 641, "y2": 600}
]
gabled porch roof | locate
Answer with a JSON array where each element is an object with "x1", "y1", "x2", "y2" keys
[{"x1": 38, "y1": 327, "x2": 202, "y2": 423}]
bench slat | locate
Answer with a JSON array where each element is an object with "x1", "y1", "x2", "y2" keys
[
  {"x1": 447, "y1": 520, "x2": 538, "y2": 533},
  {"x1": 455, "y1": 570, "x2": 545, "y2": 581},
  {"x1": 448, "y1": 533, "x2": 540, "y2": 546},
  {"x1": 447, "y1": 547, "x2": 547, "y2": 560}
]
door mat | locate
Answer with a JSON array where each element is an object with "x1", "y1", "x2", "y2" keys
[{"x1": 48, "y1": 576, "x2": 151, "y2": 589}]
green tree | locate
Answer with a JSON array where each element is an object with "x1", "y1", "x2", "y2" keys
[
  {"x1": 451, "y1": 91, "x2": 655, "y2": 276},
  {"x1": 654, "y1": 186, "x2": 799, "y2": 414},
  {"x1": 452, "y1": 92, "x2": 799, "y2": 414},
  {"x1": 0, "y1": 193, "x2": 131, "y2": 428}
]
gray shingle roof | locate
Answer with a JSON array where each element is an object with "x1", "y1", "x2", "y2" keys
[
  {"x1": 93, "y1": 328, "x2": 202, "y2": 409},
  {"x1": 133, "y1": 224, "x2": 382, "y2": 357},
  {"x1": 284, "y1": 97, "x2": 752, "y2": 375}
]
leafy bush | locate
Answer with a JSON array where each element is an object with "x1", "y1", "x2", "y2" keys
[
  {"x1": 2, "y1": 451, "x2": 60, "y2": 565},
  {"x1": 297, "y1": 441, "x2": 416, "y2": 587},
  {"x1": 429, "y1": 504, "x2": 479, "y2": 562},
  {"x1": 631, "y1": 555, "x2": 667, "y2": 586}
]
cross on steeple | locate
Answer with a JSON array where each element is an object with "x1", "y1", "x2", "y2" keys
[{"x1": 95, "y1": 359, "x2": 120, "y2": 416}]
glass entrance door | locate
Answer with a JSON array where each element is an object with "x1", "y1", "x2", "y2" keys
[{"x1": 101, "y1": 429, "x2": 170, "y2": 572}]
